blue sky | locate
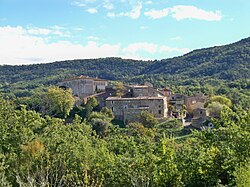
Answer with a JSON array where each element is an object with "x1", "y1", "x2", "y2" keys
[{"x1": 0, "y1": 0, "x2": 250, "y2": 65}]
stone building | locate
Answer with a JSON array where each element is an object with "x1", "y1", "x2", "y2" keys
[
  {"x1": 105, "y1": 83, "x2": 168, "y2": 124},
  {"x1": 106, "y1": 96, "x2": 168, "y2": 124},
  {"x1": 59, "y1": 75, "x2": 108, "y2": 99},
  {"x1": 191, "y1": 108, "x2": 209, "y2": 128},
  {"x1": 168, "y1": 94, "x2": 185, "y2": 118},
  {"x1": 184, "y1": 93, "x2": 208, "y2": 116},
  {"x1": 128, "y1": 85, "x2": 164, "y2": 98},
  {"x1": 158, "y1": 88, "x2": 172, "y2": 98},
  {"x1": 169, "y1": 94, "x2": 185, "y2": 111}
]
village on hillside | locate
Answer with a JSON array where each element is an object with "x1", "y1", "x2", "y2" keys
[{"x1": 59, "y1": 75, "x2": 214, "y2": 129}]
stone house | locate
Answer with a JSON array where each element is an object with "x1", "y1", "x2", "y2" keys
[
  {"x1": 168, "y1": 94, "x2": 185, "y2": 118},
  {"x1": 105, "y1": 84, "x2": 168, "y2": 124},
  {"x1": 127, "y1": 85, "x2": 164, "y2": 98},
  {"x1": 158, "y1": 88, "x2": 172, "y2": 98},
  {"x1": 58, "y1": 75, "x2": 108, "y2": 99},
  {"x1": 106, "y1": 96, "x2": 168, "y2": 124},
  {"x1": 184, "y1": 93, "x2": 208, "y2": 116},
  {"x1": 191, "y1": 108, "x2": 210, "y2": 129}
]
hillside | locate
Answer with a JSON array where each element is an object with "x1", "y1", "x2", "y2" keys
[
  {"x1": 0, "y1": 37, "x2": 249, "y2": 97},
  {"x1": 142, "y1": 37, "x2": 250, "y2": 80}
]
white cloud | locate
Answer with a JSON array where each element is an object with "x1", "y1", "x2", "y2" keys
[
  {"x1": 140, "y1": 26, "x2": 148, "y2": 30},
  {"x1": 107, "y1": 12, "x2": 116, "y2": 18},
  {"x1": 143, "y1": 5, "x2": 222, "y2": 21},
  {"x1": 72, "y1": 1, "x2": 86, "y2": 7},
  {"x1": 88, "y1": 36, "x2": 99, "y2": 41},
  {"x1": 74, "y1": 27, "x2": 84, "y2": 31},
  {"x1": 26, "y1": 26, "x2": 71, "y2": 37},
  {"x1": 85, "y1": 0, "x2": 96, "y2": 3},
  {"x1": 159, "y1": 46, "x2": 190, "y2": 54},
  {"x1": 128, "y1": 1, "x2": 142, "y2": 19},
  {"x1": 170, "y1": 36, "x2": 182, "y2": 41},
  {"x1": 103, "y1": 0, "x2": 114, "y2": 10},
  {"x1": 87, "y1": 8, "x2": 98, "y2": 14},
  {"x1": 170, "y1": 5, "x2": 222, "y2": 21},
  {"x1": 145, "y1": 1, "x2": 153, "y2": 5},
  {"x1": 0, "y1": 26, "x2": 120, "y2": 65},
  {"x1": 123, "y1": 42, "x2": 157, "y2": 54},
  {"x1": 27, "y1": 28, "x2": 52, "y2": 35},
  {"x1": 0, "y1": 26, "x2": 191, "y2": 65},
  {"x1": 120, "y1": 1, "x2": 142, "y2": 19},
  {"x1": 144, "y1": 8, "x2": 169, "y2": 19},
  {"x1": 108, "y1": 0, "x2": 142, "y2": 19},
  {"x1": 51, "y1": 25, "x2": 65, "y2": 30}
]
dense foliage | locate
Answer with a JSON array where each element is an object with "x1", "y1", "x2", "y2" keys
[{"x1": 0, "y1": 95, "x2": 249, "y2": 186}]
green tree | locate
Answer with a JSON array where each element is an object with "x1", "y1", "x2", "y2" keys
[
  {"x1": 139, "y1": 111, "x2": 158, "y2": 128},
  {"x1": 234, "y1": 163, "x2": 250, "y2": 187},
  {"x1": 83, "y1": 97, "x2": 99, "y2": 119},
  {"x1": 205, "y1": 95, "x2": 232, "y2": 108},
  {"x1": 42, "y1": 86, "x2": 75, "y2": 118},
  {"x1": 88, "y1": 109, "x2": 114, "y2": 136},
  {"x1": 114, "y1": 82, "x2": 125, "y2": 97}
]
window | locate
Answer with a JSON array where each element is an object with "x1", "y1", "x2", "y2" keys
[
  {"x1": 112, "y1": 107, "x2": 114, "y2": 112},
  {"x1": 111, "y1": 101, "x2": 114, "y2": 104},
  {"x1": 199, "y1": 111, "x2": 203, "y2": 114},
  {"x1": 159, "y1": 105, "x2": 161, "y2": 108},
  {"x1": 135, "y1": 88, "x2": 142, "y2": 91},
  {"x1": 158, "y1": 110, "x2": 162, "y2": 114}
]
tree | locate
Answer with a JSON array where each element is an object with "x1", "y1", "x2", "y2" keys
[
  {"x1": 100, "y1": 107, "x2": 114, "y2": 120},
  {"x1": 207, "y1": 101, "x2": 226, "y2": 118},
  {"x1": 83, "y1": 97, "x2": 99, "y2": 119},
  {"x1": 114, "y1": 82, "x2": 125, "y2": 97},
  {"x1": 88, "y1": 109, "x2": 114, "y2": 136},
  {"x1": 205, "y1": 95, "x2": 233, "y2": 118},
  {"x1": 234, "y1": 163, "x2": 250, "y2": 187},
  {"x1": 205, "y1": 95, "x2": 232, "y2": 108},
  {"x1": 42, "y1": 86, "x2": 75, "y2": 118},
  {"x1": 139, "y1": 111, "x2": 158, "y2": 128}
]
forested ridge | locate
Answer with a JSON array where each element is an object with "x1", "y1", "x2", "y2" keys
[
  {"x1": 143, "y1": 37, "x2": 250, "y2": 80},
  {"x1": 0, "y1": 36, "x2": 249, "y2": 86}
]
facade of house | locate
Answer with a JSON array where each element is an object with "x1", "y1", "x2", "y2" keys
[
  {"x1": 184, "y1": 93, "x2": 208, "y2": 116},
  {"x1": 128, "y1": 85, "x2": 164, "y2": 98},
  {"x1": 105, "y1": 84, "x2": 168, "y2": 124},
  {"x1": 106, "y1": 96, "x2": 168, "y2": 124},
  {"x1": 191, "y1": 108, "x2": 209, "y2": 128},
  {"x1": 58, "y1": 75, "x2": 108, "y2": 99},
  {"x1": 168, "y1": 94, "x2": 185, "y2": 118}
]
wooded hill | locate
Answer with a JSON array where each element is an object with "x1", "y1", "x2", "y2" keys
[{"x1": 0, "y1": 37, "x2": 249, "y2": 96}]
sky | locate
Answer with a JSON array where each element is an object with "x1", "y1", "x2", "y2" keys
[{"x1": 0, "y1": 0, "x2": 250, "y2": 65}]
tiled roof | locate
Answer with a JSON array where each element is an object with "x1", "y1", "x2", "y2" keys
[
  {"x1": 62, "y1": 75, "x2": 108, "y2": 82},
  {"x1": 106, "y1": 96, "x2": 165, "y2": 101}
]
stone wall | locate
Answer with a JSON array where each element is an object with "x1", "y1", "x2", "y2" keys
[
  {"x1": 184, "y1": 93, "x2": 208, "y2": 115},
  {"x1": 59, "y1": 76, "x2": 108, "y2": 99},
  {"x1": 106, "y1": 97, "x2": 168, "y2": 124}
]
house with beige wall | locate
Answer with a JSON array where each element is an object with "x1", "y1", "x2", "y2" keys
[
  {"x1": 191, "y1": 108, "x2": 210, "y2": 129},
  {"x1": 105, "y1": 84, "x2": 168, "y2": 124},
  {"x1": 106, "y1": 96, "x2": 168, "y2": 124},
  {"x1": 184, "y1": 93, "x2": 208, "y2": 116},
  {"x1": 59, "y1": 75, "x2": 108, "y2": 99}
]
